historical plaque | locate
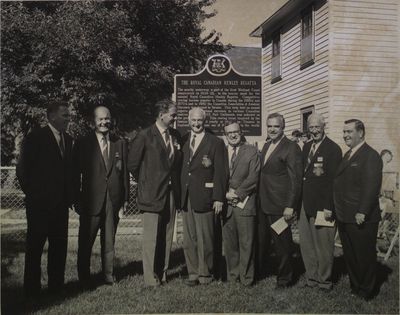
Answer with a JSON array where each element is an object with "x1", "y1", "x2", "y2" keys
[{"x1": 175, "y1": 55, "x2": 261, "y2": 136}]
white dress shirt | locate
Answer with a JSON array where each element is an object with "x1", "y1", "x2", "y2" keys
[
  {"x1": 95, "y1": 132, "x2": 110, "y2": 157},
  {"x1": 155, "y1": 121, "x2": 175, "y2": 155},
  {"x1": 264, "y1": 136, "x2": 284, "y2": 165},
  {"x1": 48, "y1": 123, "x2": 64, "y2": 155},
  {"x1": 190, "y1": 131, "x2": 205, "y2": 154}
]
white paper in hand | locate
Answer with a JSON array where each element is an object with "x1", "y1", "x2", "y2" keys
[
  {"x1": 236, "y1": 196, "x2": 249, "y2": 209},
  {"x1": 271, "y1": 217, "x2": 288, "y2": 235},
  {"x1": 314, "y1": 211, "x2": 335, "y2": 227}
]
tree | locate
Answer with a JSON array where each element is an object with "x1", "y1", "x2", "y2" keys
[{"x1": 1, "y1": 0, "x2": 225, "y2": 165}]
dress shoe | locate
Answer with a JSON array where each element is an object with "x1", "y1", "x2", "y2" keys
[
  {"x1": 104, "y1": 276, "x2": 116, "y2": 286},
  {"x1": 184, "y1": 279, "x2": 199, "y2": 286}
]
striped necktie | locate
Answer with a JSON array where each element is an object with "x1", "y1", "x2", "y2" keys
[
  {"x1": 230, "y1": 146, "x2": 237, "y2": 171},
  {"x1": 59, "y1": 132, "x2": 65, "y2": 157},
  {"x1": 164, "y1": 130, "x2": 173, "y2": 160},
  {"x1": 305, "y1": 142, "x2": 316, "y2": 170},
  {"x1": 101, "y1": 136, "x2": 109, "y2": 168},
  {"x1": 189, "y1": 134, "x2": 196, "y2": 160}
]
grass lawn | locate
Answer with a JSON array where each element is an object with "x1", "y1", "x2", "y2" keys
[{"x1": 1, "y1": 233, "x2": 399, "y2": 314}]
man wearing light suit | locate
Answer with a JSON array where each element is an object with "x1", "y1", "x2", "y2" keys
[
  {"x1": 17, "y1": 101, "x2": 73, "y2": 298},
  {"x1": 222, "y1": 121, "x2": 260, "y2": 286},
  {"x1": 181, "y1": 107, "x2": 229, "y2": 286},
  {"x1": 299, "y1": 113, "x2": 342, "y2": 290},
  {"x1": 74, "y1": 106, "x2": 129, "y2": 287},
  {"x1": 334, "y1": 119, "x2": 382, "y2": 300},
  {"x1": 128, "y1": 99, "x2": 182, "y2": 286},
  {"x1": 257, "y1": 113, "x2": 303, "y2": 288}
]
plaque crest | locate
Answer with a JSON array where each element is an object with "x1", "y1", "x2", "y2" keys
[{"x1": 207, "y1": 55, "x2": 230, "y2": 75}]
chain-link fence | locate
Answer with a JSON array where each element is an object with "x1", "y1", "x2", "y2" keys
[
  {"x1": 1, "y1": 167, "x2": 398, "y2": 259},
  {"x1": 0, "y1": 167, "x2": 147, "y2": 241}
]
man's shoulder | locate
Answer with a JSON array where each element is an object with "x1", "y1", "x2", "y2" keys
[{"x1": 241, "y1": 143, "x2": 258, "y2": 155}]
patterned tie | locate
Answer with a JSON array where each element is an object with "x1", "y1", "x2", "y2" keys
[
  {"x1": 305, "y1": 142, "x2": 316, "y2": 170},
  {"x1": 101, "y1": 136, "x2": 109, "y2": 169},
  {"x1": 164, "y1": 129, "x2": 173, "y2": 160},
  {"x1": 230, "y1": 146, "x2": 237, "y2": 171},
  {"x1": 189, "y1": 134, "x2": 196, "y2": 161},
  {"x1": 59, "y1": 132, "x2": 65, "y2": 157}
]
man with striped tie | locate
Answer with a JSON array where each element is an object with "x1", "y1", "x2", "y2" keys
[
  {"x1": 128, "y1": 99, "x2": 182, "y2": 286},
  {"x1": 180, "y1": 107, "x2": 228, "y2": 286},
  {"x1": 222, "y1": 121, "x2": 260, "y2": 286},
  {"x1": 298, "y1": 113, "x2": 342, "y2": 291},
  {"x1": 74, "y1": 106, "x2": 129, "y2": 288}
]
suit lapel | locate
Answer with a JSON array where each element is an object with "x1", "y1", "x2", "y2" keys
[
  {"x1": 45, "y1": 126, "x2": 63, "y2": 159},
  {"x1": 265, "y1": 136, "x2": 286, "y2": 166},
  {"x1": 261, "y1": 141, "x2": 271, "y2": 168},
  {"x1": 191, "y1": 132, "x2": 208, "y2": 162},
  {"x1": 336, "y1": 143, "x2": 366, "y2": 176},
  {"x1": 92, "y1": 133, "x2": 108, "y2": 172},
  {"x1": 230, "y1": 144, "x2": 244, "y2": 176},
  {"x1": 305, "y1": 137, "x2": 327, "y2": 174}
]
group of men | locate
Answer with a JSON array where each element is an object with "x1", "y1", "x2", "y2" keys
[{"x1": 17, "y1": 99, "x2": 383, "y2": 302}]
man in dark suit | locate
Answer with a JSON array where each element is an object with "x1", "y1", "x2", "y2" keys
[
  {"x1": 222, "y1": 121, "x2": 260, "y2": 286},
  {"x1": 74, "y1": 106, "x2": 129, "y2": 287},
  {"x1": 181, "y1": 107, "x2": 228, "y2": 286},
  {"x1": 258, "y1": 113, "x2": 302, "y2": 288},
  {"x1": 128, "y1": 99, "x2": 181, "y2": 286},
  {"x1": 298, "y1": 113, "x2": 342, "y2": 290},
  {"x1": 17, "y1": 101, "x2": 73, "y2": 297},
  {"x1": 334, "y1": 119, "x2": 382, "y2": 300}
]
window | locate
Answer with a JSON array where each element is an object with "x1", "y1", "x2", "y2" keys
[
  {"x1": 300, "y1": 6, "x2": 314, "y2": 69},
  {"x1": 301, "y1": 106, "x2": 315, "y2": 133},
  {"x1": 271, "y1": 32, "x2": 282, "y2": 83}
]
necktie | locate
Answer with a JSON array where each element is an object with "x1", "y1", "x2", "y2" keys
[
  {"x1": 101, "y1": 136, "x2": 109, "y2": 169},
  {"x1": 189, "y1": 134, "x2": 196, "y2": 160},
  {"x1": 59, "y1": 132, "x2": 65, "y2": 157},
  {"x1": 164, "y1": 130, "x2": 173, "y2": 160},
  {"x1": 344, "y1": 149, "x2": 352, "y2": 161},
  {"x1": 305, "y1": 142, "x2": 316, "y2": 170},
  {"x1": 230, "y1": 146, "x2": 237, "y2": 171}
]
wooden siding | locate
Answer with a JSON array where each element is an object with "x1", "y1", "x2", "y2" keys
[
  {"x1": 261, "y1": 0, "x2": 330, "y2": 139},
  {"x1": 329, "y1": 0, "x2": 399, "y2": 169}
]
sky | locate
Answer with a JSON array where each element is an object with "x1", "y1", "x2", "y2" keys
[{"x1": 203, "y1": 0, "x2": 287, "y2": 47}]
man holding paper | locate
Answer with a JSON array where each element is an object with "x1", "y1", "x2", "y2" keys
[
  {"x1": 258, "y1": 113, "x2": 303, "y2": 288},
  {"x1": 298, "y1": 113, "x2": 342, "y2": 291},
  {"x1": 222, "y1": 121, "x2": 260, "y2": 286}
]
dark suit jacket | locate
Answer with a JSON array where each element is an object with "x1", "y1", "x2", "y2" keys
[
  {"x1": 333, "y1": 143, "x2": 382, "y2": 224},
  {"x1": 302, "y1": 137, "x2": 342, "y2": 217},
  {"x1": 128, "y1": 124, "x2": 182, "y2": 213},
  {"x1": 16, "y1": 126, "x2": 74, "y2": 211},
  {"x1": 73, "y1": 132, "x2": 129, "y2": 216},
  {"x1": 226, "y1": 143, "x2": 260, "y2": 217},
  {"x1": 259, "y1": 136, "x2": 303, "y2": 215},
  {"x1": 181, "y1": 132, "x2": 228, "y2": 213}
]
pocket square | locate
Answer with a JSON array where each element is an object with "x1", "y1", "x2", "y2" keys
[{"x1": 205, "y1": 182, "x2": 214, "y2": 188}]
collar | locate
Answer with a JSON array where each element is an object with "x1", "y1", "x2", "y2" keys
[
  {"x1": 155, "y1": 121, "x2": 168, "y2": 135},
  {"x1": 271, "y1": 135, "x2": 284, "y2": 146},
  {"x1": 191, "y1": 130, "x2": 205, "y2": 139},
  {"x1": 95, "y1": 131, "x2": 109, "y2": 142},
  {"x1": 48, "y1": 123, "x2": 61, "y2": 135},
  {"x1": 349, "y1": 140, "x2": 365, "y2": 156}
]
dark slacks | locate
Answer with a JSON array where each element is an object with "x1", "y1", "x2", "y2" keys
[
  {"x1": 142, "y1": 189, "x2": 176, "y2": 286},
  {"x1": 24, "y1": 204, "x2": 69, "y2": 296},
  {"x1": 257, "y1": 211, "x2": 293, "y2": 285},
  {"x1": 222, "y1": 206, "x2": 255, "y2": 286},
  {"x1": 298, "y1": 207, "x2": 336, "y2": 289},
  {"x1": 338, "y1": 221, "x2": 379, "y2": 298},
  {"x1": 77, "y1": 193, "x2": 118, "y2": 282},
  {"x1": 183, "y1": 198, "x2": 215, "y2": 284}
]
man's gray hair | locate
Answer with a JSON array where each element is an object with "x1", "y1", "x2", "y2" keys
[
  {"x1": 307, "y1": 113, "x2": 326, "y2": 127},
  {"x1": 188, "y1": 107, "x2": 206, "y2": 120}
]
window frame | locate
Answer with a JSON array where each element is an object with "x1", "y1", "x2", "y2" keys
[
  {"x1": 300, "y1": 105, "x2": 315, "y2": 133},
  {"x1": 300, "y1": 5, "x2": 315, "y2": 70},
  {"x1": 271, "y1": 31, "x2": 282, "y2": 83}
]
